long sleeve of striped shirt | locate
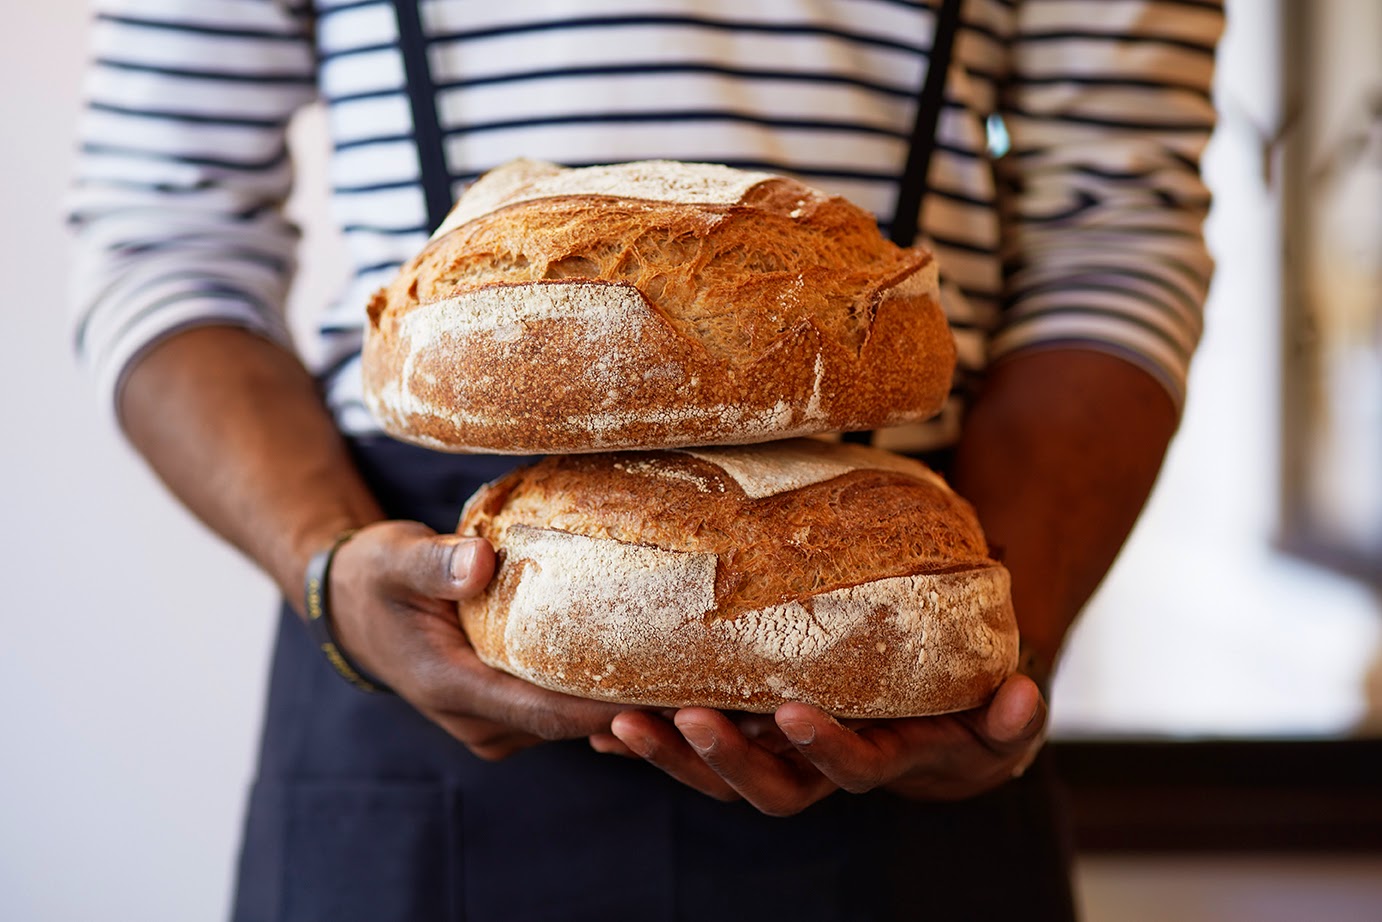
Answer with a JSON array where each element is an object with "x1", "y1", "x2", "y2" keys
[
  {"x1": 991, "y1": 0, "x2": 1224, "y2": 408},
  {"x1": 68, "y1": 0, "x2": 317, "y2": 420}
]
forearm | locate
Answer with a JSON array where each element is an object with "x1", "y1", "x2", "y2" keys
[
  {"x1": 950, "y1": 349, "x2": 1178, "y2": 684},
  {"x1": 119, "y1": 325, "x2": 384, "y2": 607}
]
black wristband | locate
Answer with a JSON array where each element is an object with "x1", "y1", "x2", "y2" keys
[{"x1": 304, "y1": 528, "x2": 392, "y2": 694}]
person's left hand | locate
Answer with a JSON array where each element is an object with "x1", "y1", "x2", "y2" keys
[{"x1": 591, "y1": 673, "x2": 1046, "y2": 816}]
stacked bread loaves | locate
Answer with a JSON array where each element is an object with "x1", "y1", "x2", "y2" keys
[{"x1": 363, "y1": 159, "x2": 1017, "y2": 717}]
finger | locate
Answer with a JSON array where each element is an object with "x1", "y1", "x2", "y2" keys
[
  {"x1": 974, "y1": 674, "x2": 1046, "y2": 751},
  {"x1": 913, "y1": 676, "x2": 1043, "y2": 762},
  {"x1": 427, "y1": 647, "x2": 628, "y2": 740},
  {"x1": 589, "y1": 732, "x2": 639, "y2": 758},
  {"x1": 393, "y1": 615, "x2": 627, "y2": 748},
  {"x1": 428, "y1": 715, "x2": 543, "y2": 761},
  {"x1": 366, "y1": 521, "x2": 497, "y2": 601},
  {"x1": 610, "y1": 711, "x2": 740, "y2": 802},
  {"x1": 979, "y1": 674, "x2": 1047, "y2": 779},
  {"x1": 674, "y1": 709, "x2": 836, "y2": 816},
  {"x1": 731, "y1": 713, "x2": 795, "y2": 755},
  {"x1": 773, "y1": 702, "x2": 908, "y2": 794}
]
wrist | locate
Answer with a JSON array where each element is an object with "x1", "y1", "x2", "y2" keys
[
  {"x1": 303, "y1": 527, "x2": 392, "y2": 694},
  {"x1": 280, "y1": 513, "x2": 382, "y2": 613}
]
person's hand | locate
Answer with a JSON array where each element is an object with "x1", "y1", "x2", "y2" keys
[
  {"x1": 593, "y1": 674, "x2": 1045, "y2": 815},
  {"x1": 326, "y1": 520, "x2": 628, "y2": 760}
]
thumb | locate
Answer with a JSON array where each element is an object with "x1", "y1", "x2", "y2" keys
[
  {"x1": 374, "y1": 523, "x2": 496, "y2": 600},
  {"x1": 425, "y1": 535, "x2": 496, "y2": 599}
]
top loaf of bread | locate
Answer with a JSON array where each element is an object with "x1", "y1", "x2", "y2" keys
[{"x1": 363, "y1": 159, "x2": 957, "y2": 454}]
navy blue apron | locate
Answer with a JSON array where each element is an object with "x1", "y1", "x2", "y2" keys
[
  {"x1": 232, "y1": 3, "x2": 1074, "y2": 915},
  {"x1": 230, "y1": 436, "x2": 1077, "y2": 922}
]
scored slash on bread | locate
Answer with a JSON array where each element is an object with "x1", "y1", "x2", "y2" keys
[
  {"x1": 362, "y1": 159, "x2": 957, "y2": 454},
  {"x1": 456, "y1": 439, "x2": 1017, "y2": 718}
]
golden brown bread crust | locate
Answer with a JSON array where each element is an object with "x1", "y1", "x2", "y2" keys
[
  {"x1": 456, "y1": 439, "x2": 1017, "y2": 717},
  {"x1": 363, "y1": 159, "x2": 957, "y2": 454}
]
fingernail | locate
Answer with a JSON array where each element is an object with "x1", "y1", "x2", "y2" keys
[
  {"x1": 450, "y1": 541, "x2": 478, "y2": 582},
  {"x1": 780, "y1": 721, "x2": 815, "y2": 746},
  {"x1": 680, "y1": 724, "x2": 716, "y2": 752}
]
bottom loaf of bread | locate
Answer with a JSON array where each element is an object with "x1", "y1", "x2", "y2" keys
[{"x1": 456, "y1": 438, "x2": 1018, "y2": 718}]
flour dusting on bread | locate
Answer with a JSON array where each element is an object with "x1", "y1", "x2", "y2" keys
[
  {"x1": 433, "y1": 159, "x2": 781, "y2": 240},
  {"x1": 678, "y1": 438, "x2": 948, "y2": 499},
  {"x1": 502, "y1": 525, "x2": 716, "y2": 638},
  {"x1": 397, "y1": 279, "x2": 653, "y2": 344}
]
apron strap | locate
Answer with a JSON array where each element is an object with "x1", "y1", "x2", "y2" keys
[
  {"x1": 843, "y1": 0, "x2": 964, "y2": 446},
  {"x1": 889, "y1": 0, "x2": 965, "y2": 247},
  {"x1": 396, "y1": 0, "x2": 963, "y2": 240},
  {"x1": 393, "y1": 0, "x2": 453, "y2": 234}
]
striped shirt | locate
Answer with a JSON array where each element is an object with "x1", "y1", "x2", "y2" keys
[{"x1": 69, "y1": 0, "x2": 1224, "y2": 448}]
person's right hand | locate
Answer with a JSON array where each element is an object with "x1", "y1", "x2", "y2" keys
[{"x1": 325, "y1": 520, "x2": 628, "y2": 760}]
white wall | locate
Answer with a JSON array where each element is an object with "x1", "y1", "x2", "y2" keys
[
  {"x1": 1, "y1": 3, "x2": 1378, "y2": 921},
  {"x1": 0, "y1": 5, "x2": 278, "y2": 920}
]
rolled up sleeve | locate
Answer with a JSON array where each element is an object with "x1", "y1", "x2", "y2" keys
[
  {"x1": 67, "y1": 0, "x2": 318, "y2": 421},
  {"x1": 993, "y1": 0, "x2": 1225, "y2": 410}
]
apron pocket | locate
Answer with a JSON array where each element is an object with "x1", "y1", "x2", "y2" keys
[{"x1": 234, "y1": 779, "x2": 453, "y2": 922}]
